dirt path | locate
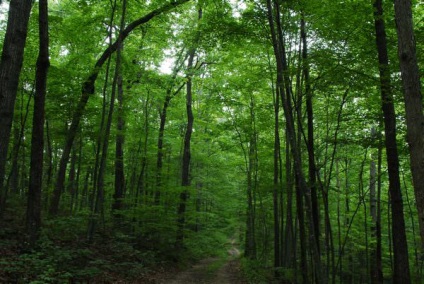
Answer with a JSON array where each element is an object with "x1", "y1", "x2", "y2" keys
[
  {"x1": 158, "y1": 257, "x2": 246, "y2": 284},
  {"x1": 152, "y1": 238, "x2": 245, "y2": 284}
]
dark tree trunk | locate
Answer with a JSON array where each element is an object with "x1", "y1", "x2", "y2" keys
[
  {"x1": 273, "y1": 71, "x2": 281, "y2": 270},
  {"x1": 156, "y1": 52, "x2": 187, "y2": 205},
  {"x1": 393, "y1": 0, "x2": 424, "y2": 253},
  {"x1": 112, "y1": 0, "x2": 127, "y2": 215},
  {"x1": 68, "y1": 147, "x2": 77, "y2": 213},
  {"x1": 283, "y1": 139, "x2": 295, "y2": 269},
  {"x1": 301, "y1": 14, "x2": 320, "y2": 256},
  {"x1": 375, "y1": 129, "x2": 384, "y2": 283},
  {"x1": 245, "y1": 98, "x2": 257, "y2": 260},
  {"x1": 26, "y1": 0, "x2": 50, "y2": 247},
  {"x1": 176, "y1": 8, "x2": 202, "y2": 249},
  {"x1": 49, "y1": 0, "x2": 191, "y2": 216},
  {"x1": 88, "y1": 1, "x2": 131, "y2": 239},
  {"x1": 266, "y1": 0, "x2": 322, "y2": 281},
  {"x1": 373, "y1": 0, "x2": 411, "y2": 282},
  {"x1": 0, "y1": 0, "x2": 33, "y2": 212},
  {"x1": 90, "y1": 1, "x2": 117, "y2": 215}
]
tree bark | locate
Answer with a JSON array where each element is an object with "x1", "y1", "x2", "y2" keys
[
  {"x1": 156, "y1": 51, "x2": 187, "y2": 205},
  {"x1": 26, "y1": 0, "x2": 50, "y2": 247},
  {"x1": 112, "y1": 0, "x2": 127, "y2": 215},
  {"x1": 301, "y1": 12, "x2": 320, "y2": 257},
  {"x1": 245, "y1": 98, "x2": 258, "y2": 260},
  {"x1": 176, "y1": 8, "x2": 202, "y2": 249},
  {"x1": 49, "y1": 0, "x2": 191, "y2": 216},
  {"x1": 273, "y1": 68, "x2": 281, "y2": 270},
  {"x1": 0, "y1": 0, "x2": 33, "y2": 213},
  {"x1": 373, "y1": 0, "x2": 411, "y2": 282},
  {"x1": 266, "y1": 1, "x2": 322, "y2": 281},
  {"x1": 393, "y1": 0, "x2": 424, "y2": 253}
]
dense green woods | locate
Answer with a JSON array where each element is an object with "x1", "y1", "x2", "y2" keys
[{"x1": 0, "y1": 0, "x2": 422, "y2": 282}]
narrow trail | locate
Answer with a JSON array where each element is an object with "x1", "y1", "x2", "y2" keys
[
  {"x1": 159, "y1": 257, "x2": 245, "y2": 284},
  {"x1": 157, "y1": 239, "x2": 246, "y2": 284}
]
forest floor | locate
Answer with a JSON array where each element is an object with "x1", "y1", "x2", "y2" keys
[
  {"x1": 145, "y1": 238, "x2": 247, "y2": 284},
  {"x1": 155, "y1": 257, "x2": 247, "y2": 284}
]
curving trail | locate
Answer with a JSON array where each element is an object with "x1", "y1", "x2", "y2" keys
[
  {"x1": 159, "y1": 258, "x2": 245, "y2": 284},
  {"x1": 158, "y1": 239, "x2": 245, "y2": 284}
]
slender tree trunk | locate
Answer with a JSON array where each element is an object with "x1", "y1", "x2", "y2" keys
[
  {"x1": 283, "y1": 139, "x2": 294, "y2": 269},
  {"x1": 267, "y1": 1, "x2": 323, "y2": 281},
  {"x1": 49, "y1": 0, "x2": 190, "y2": 215},
  {"x1": 176, "y1": 8, "x2": 202, "y2": 249},
  {"x1": 112, "y1": 74, "x2": 125, "y2": 213},
  {"x1": 90, "y1": 6, "x2": 116, "y2": 214},
  {"x1": 301, "y1": 14, "x2": 320, "y2": 259},
  {"x1": 0, "y1": 0, "x2": 33, "y2": 214},
  {"x1": 372, "y1": 0, "x2": 411, "y2": 281},
  {"x1": 393, "y1": 0, "x2": 424, "y2": 253},
  {"x1": 26, "y1": 0, "x2": 49, "y2": 247},
  {"x1": 369, "y1": 128, "x2": 383, "y2": 283},
  {"x1": 245, "y1": 98, "x2": 258, "y2": 260},
  {"x1": 273, "y1": 69, "x2": 281, "y2": 271},
  {"x1": 68, "y1": 147, "x2": 77, "y2": 214},
  {"x1": 375, "y1": 125, "x2": 384, "y2": 282},
  {"x1": 112, "y1": 0, "x2": 127, "y2": 215},
  {"x1": 156, "y1": 52, "x2": 187, "y2": 205},
  {"x1": 336, "y1": 160, "x2": 342, "y2": 280},
  {"x1": 88, "y1": 5, "x2": 127, "y2": 240}
]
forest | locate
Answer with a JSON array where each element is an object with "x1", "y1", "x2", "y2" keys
[{"x1": 0, "y1": 0, "x2": 422, "y2": 283}]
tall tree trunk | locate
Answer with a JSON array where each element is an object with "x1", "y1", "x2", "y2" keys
[
  {"x1": 273, "y1": 72, "x2": 281, "y2": 271},
  {"x1": 156, "y1": 51, "x2": 187, "y2": 205},
  {"x1": 135, "y1": 95, "x2": 150, "y2": 205},
  {"x1": 266, "y1": 1, "x2": 322, "y2": 281},
  {"x1": 301, "y1": 14, "x2": 320, "y2": 258},
  {"x1": 373, "y1": 0, "x2": 411, "y2": 282},
  {"x1": 90, "y1": 2, "x2": 117, "y2": 215},
  {"x1": 393, "y1": 0, "x2": 424, "y2": 253},
  {"x1": 26, "y1": 0, "x2": 50, "y2": 247},
  {"x1": 49, "y1": 0, "x2": 191, "y2": 215},
  {"x1": 375, "y1": 125, "x2": 384, "y2": 283},
  {"x1": 245, "y1": 98, "x2": 258, "y2": 260},
  {"x1": 68, "y1": 147, "x2": 77, "y2": 214},
  {"x1": 112, "y1": 0, "x2": 127, "y2": 215},
  {"x1": 88, "y1": 4, "x2": 126, "y2": 240},
  {"x1": 0, "y1": 0, "x2": 33, "y2": 214},
  {"x1": 283, "y1": 139, "x2": 295, "y2": 269},
  {"x1": 176, "y1": 8, "x2": 202, "y2": 249}
]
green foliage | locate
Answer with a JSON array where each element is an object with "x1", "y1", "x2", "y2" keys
[{"x1": 240, "y1": 258, "x2": 272, "y2": 283}]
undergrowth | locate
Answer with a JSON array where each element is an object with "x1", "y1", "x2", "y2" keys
[{"x1": 0, "y1": 208, "x2": 234, "y2": 283}]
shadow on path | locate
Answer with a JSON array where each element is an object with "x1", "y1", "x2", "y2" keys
[{"x1": 158, "y1": 238, "x2": 245, "y2": 284}]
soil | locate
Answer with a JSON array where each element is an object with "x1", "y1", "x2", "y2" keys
[
  {"x1": 141, "y1": 238, "x2": 246, "y2": 284},
  {"x1": 157, "y1": 257, "x2": 247, "y2": 284}
]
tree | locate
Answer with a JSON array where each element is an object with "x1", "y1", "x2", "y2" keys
[
  {"x1": 176, "y1": 7, "x2": 202, "y2": 249},
  {"x1": 393, "y1": 0, "x2": 424, "y2": 252},
  {"x1": 372, "y1": 0, "x2": 411, "y2": 281},
  {"x1": 266, "y1": 0, "x2": 322, "y2": 281},
  {"x1": 112, "y1": 0, "x2": 127, "y2": 216},
  {"x1": 26, "y1": 0, "x2": 50, "y2": 247},
  {"x1": 0, "y1": 0, "x2": 33, "y2": 215},
  {"x1": 49, "y1": 0, "x2": 191, "y2": 215}
]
